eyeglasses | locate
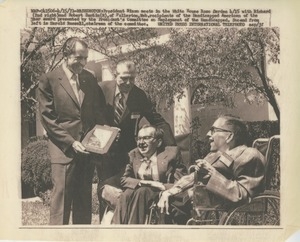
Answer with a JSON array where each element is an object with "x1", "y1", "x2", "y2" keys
[
  {"x1": 69, "y1": 55, "x2": 88, "y2": 62},
  {"x1": 209, "y1": 126, "x2": 232, "y2": 135},
  {"x1": 135, "y1": 136, "x2": 156, "y2": 142}
]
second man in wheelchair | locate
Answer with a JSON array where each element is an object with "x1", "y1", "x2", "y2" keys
[
  {"x1": 157, "y1": 115, "x2": 266, "y2": 216},
  {"x1": 112, "y1": 125, "x2": 187, "y2": 224}
]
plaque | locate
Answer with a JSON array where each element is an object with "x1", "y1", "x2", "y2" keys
[{"x1": 82, "y1": 125, "x2": 120, "y2": 154}]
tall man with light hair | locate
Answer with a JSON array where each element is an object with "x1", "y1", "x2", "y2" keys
[{"x1": 38, "y1": 37, "x2": 107, "y2": 225}]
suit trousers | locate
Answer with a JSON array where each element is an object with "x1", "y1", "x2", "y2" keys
[
  {"x1": 112, "y1": 186, "x2": 160, "y2": 224},
  {"x1": 50, "y1": 155, "x2": 95, "y2": 225}
]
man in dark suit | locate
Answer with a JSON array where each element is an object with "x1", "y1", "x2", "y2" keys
[
  {"x1": 157, "y1": 115, "x2": 266, "y2": 215},
  {"x1": 112, "y1": 125, "x2": 186, "y2": 224},
  {"x1": 38, "y1": 37, "x2": 107, "y2": 225},
  {"x1": 97, "y1": 59, "x2": 176, "y2": 186}
]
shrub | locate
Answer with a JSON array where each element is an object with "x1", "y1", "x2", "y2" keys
[
  {"x1": 92, "y1": 183, "x2": 99, "y2": 214},
  {"x1": 39, "y1": 189, "x2": 51, "y2": 206},
  {"x1": 21, "y1": 136, "x2": 52, "y2": 197},
  {"x1": 192, "y1": 137, "x2": 211, "y2": 161},
  {"x1": 245, "y1": 120, "x2": 279, "y2": 146}
]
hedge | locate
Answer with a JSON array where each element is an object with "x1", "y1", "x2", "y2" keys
[
  {"x1": 21, "y1": 136, "x2": 52, "y2": 197},
  {"x1": 21, "y1": 136, "x2": 98, "y2": 198}
]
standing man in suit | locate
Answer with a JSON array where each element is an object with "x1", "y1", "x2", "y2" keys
[
  {"x1": 38, "y1": 37, "x2": 107, "y2": 225},
  {"x1": 112, "y1": 125, "x2": 186, "y2": 224},
  {"x1": 157, "y1": 115, "x2": 266, "y2": 214},
  {"x1": 97, "y1": 59, "x2": 176, "y2": 186}
]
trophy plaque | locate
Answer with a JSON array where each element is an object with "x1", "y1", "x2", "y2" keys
[{"x1": 82, "y1": 125, "x2": 120, "y2": 154}]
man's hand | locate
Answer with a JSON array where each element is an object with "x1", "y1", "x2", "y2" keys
[
  {"x1": 157, "y1": 191, "x2": 171, "y2": 214},
  {"x1": 72, "y1": 141, "x2": 89, "y2": 154},
  {"x1": 195, "y1": 159, "x2": 216, "y2": 180},
  {"x1": 139, "y1": 180, "x2": 166, "y2": 191}
]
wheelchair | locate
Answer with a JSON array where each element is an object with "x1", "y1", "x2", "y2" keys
[{"x1": 146, "y1": 135, "x2": 280, "y2": 226}]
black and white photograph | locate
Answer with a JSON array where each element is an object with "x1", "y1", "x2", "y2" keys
[
  {"x1": 20, "y1": 26, "x2": 280, "y2": 227},
  {"x1": 1, "y1": 0, "x2": 300, "y2": 241}
]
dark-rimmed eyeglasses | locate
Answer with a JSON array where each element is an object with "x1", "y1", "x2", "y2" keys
[
  {"x1": 135, "y1": 136, "x2": 156, "y2": 142},
  {"x1": 209, "y1": 126, "x2": 232, "y2": 135}
]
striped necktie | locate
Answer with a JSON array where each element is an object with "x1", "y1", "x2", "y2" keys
[{"x1": 114, "y1": 92, "x2": 125, "y2": 125}]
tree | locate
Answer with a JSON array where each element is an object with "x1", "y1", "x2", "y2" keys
[
  {"x1": 21, "y1": 27, "x2": 280, "y2": 122},
  {"x1": 20, "y1": 27, "x2": 159, "y2": 122},
  {"x1": 132, "y1": 28, "x2": 280, "y2": 121},
  {"x1": 21, "y1": 27, "x2": 68, "y2": 121}
]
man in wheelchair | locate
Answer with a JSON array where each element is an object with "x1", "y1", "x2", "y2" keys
[
  {"x1": 111, "y1": 124, "x2": 187, "y2": 224},
  {"x1": 157, "y1": 115, "x2": 266, "y2": 222}
]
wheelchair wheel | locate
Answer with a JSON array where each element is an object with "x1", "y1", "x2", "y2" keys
[
  {"x1": 221, "y1": 191, "x2": 280, "y2": 225},
  {"x1": 186, "y1": 210, "x2": 223, "y2": 225}
]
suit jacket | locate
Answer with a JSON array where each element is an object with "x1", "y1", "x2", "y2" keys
[
  {"x1": 121, "y1": 146, "x2": 187, "y2": 190},
  {"x1": 170, "y1": 145, "x2": 266, "y2": 207},
  {"x1": 100, "y1": 81, "x2": 176, "y2": 156},
  {"x1": 38, "y1": 66, "x2": 107, "y2": 164}
]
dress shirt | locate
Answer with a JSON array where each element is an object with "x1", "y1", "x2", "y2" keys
[
  {"x1": 137, "y1": 152, "x2": 159, "y2": 181},
  {"x1": 62, "y1": 63, "x2": 81, "y2": 103},
  {"x1": 115, "y1": 85, "x2": 129, "y2": 107}
]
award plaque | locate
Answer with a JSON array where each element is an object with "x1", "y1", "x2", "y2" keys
[{"x1": 82, "y1": 125, "x2": 120, "y2": 154}]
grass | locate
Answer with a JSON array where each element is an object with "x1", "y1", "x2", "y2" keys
[
  {"x1": 22, "y1": 184, "x2": 100, "y2": 226},
  {"x1": 22, "y1": 201, "x2": 99, "y2": 225},
  {"x1": 22, "y1": 201, "x2": 50, "y2": 226}
]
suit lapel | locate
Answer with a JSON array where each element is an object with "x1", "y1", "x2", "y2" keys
[
  {"x1": 78, "y1": 74, "x2": 86, "y2": 105},
  {"x1": 157, "y1": 151, "x2": 168, "y2": 182},
  {"x1": 106, "y1": 81, "x2": 116, "y2": 107},
  {"x1": 119, "y1": 86, "x2": 136, "y2": 123},
  {"x1": 58, "y1": 68, "x2": 80, "y2": 109},
  {"x1": 133, "y1": 151, "x2": 143, "y2": 178}
]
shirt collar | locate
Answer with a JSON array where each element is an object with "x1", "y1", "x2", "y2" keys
[
  {"x1": 149, "y1": 152, "x2": 157, "y2": 163},
  {"x1": 223, "y1": 145, "x2": 247, "y2": 160},
  {"x1": 115, "y1": 84, "x2": 129, "y2": 100}
]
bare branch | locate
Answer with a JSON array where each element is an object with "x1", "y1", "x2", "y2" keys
[{"x1": 21, "y1": 28, "x2": 65, "y2": 70}]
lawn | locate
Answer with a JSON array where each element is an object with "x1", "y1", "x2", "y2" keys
[
  {"x1": 22, "y1": 201, "x2": 100, "y2": 225},
  {"x1": 22, "y1": 184, "x2": 100, "y2": 226}
]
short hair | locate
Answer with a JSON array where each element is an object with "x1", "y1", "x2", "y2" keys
[
  {"x1": 116, "y1": 59, "x2": 136, "y2": 75},
  {"x1": 62, "y1": 37, "x2": 88, "y2": 57},
  {"x1": 219, "y1": 114, "x2": 248, "y2": 146},
  {"x1": 139, "y1": 124, "x2": 164, "y2": 141}
]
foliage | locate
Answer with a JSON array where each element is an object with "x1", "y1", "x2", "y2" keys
[
  {"x1": 37, "y1": 185, "x2": 100, "y2": 214},
  {"x1": 92, "y1": 183, "x2": 100, "y2": 215},
  {"x1": 39, "y1": 189, "x2": 51, "y2": 206},
  {"x1": 21, "y1": 27, "x2": 68, "y2": 121},
  {"x1": 20, "y1": 27, "x2": 159, "y2": 121},
  {"x1": 132, "y1": 28, "x2": 280, "y2": 120},
  {"x1": 21, "y1": 27, "x2": 280, "y2": 122},
  {"x1": 21, "y1": 136, "x2": 52, "y2": 196},
  {"x1": 22, "y1": 201, "x2": 50, "y2": 225},
  {"x1": 22, "y1": 201, "x2": 99, "y2": 225},
  {"x1": 246, "y1": 120, "x2": 279, "y2": 146}
]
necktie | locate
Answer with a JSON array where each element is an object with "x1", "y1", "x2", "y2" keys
[
  {"x1": 114, "y1": 92, "x2": 124, "y2": 125},
  {"x1": 71, "y1": 74, "x2": 83, "y2": 105},
  {"x1": 143, "y1": 159, "x2": 152, "y2": 180}
]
